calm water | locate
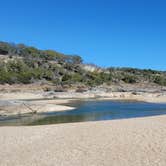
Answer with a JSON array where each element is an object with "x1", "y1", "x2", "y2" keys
[{"x1": 1, "y1": 100, "x2": 166, "y2": 126}]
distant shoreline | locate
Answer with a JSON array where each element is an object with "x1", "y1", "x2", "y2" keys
[{"x1": 0, "y1": 86, "x2": 166, "y2": 116}]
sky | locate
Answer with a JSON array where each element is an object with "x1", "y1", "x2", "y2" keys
[{"x1": 0, "y1": 0, "x2": 166, "y2": 70}]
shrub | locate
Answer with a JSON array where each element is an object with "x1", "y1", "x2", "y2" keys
[
  {"x1": 154, "y1": 76, "x2": 166, "y2": 86},
  {"x1": 122, "y1": 75, "x2": 137, "y2": 84}
]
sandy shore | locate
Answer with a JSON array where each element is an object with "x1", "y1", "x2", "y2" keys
[
  {"x1": 0, "y1": 115, "x2": 166, "y2": 166},
  {"x1": 1, "y1": 91, "x2": 166, "y2": 103}
]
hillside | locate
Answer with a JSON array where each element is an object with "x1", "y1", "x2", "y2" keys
[{"x1": 0, "y1": 41, "x2": 166, "y2": 87}]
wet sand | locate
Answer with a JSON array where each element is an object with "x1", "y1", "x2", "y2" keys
[{"x1": 0, "y1": 115, "x2": 166, "y2": 166}]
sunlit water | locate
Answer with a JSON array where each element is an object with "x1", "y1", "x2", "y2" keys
[{"x1": 1, "y1": 100, "x2": 166, "y2": 126}]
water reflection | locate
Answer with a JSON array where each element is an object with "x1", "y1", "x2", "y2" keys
[{"x1": 1, "y1": 100, "x2": 166, "y2": 126}]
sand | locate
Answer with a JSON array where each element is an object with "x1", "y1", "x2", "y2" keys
[
  {"x1": 0, "y1": 92, "x2": 44, "y2": 100},
  {"x1": 0, "y1": 115, "x2": 166, "y2": 166},
  {"x1": 1, "y1": 91, "x2": 166, "y2": 102}
]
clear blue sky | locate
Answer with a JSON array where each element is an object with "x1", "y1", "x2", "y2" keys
[{"x1": 0, "y1": 0, "x2": 166, "y2": 70}]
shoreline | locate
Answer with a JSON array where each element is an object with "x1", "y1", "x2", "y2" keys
[
  {"x1": 0, "y1": 115, "x2": 166, "y2": 166},
  {"x1": 0, "y1": 90, "x2": 166, "y2": 116}
]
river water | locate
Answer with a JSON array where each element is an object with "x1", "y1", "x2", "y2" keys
[{"x1": 1, "y1": 100, "x2": 166, "y2": 126}]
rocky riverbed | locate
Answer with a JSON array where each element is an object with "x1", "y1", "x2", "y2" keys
[{"x1": 0, "y1": 83, "x2": 166, "y2": 116}]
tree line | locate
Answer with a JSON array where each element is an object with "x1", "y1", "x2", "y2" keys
[{"x1": 0, "y1": 41, "x2": 166, "y2": 86}]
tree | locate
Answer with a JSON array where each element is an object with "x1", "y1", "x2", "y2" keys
[{"x1": 70, "y1": 55, "x2": 83, "y2": 64}]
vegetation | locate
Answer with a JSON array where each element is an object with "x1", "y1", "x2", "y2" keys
[{"x1": 0, "y1": 41, "x2": 166, "y2": 86}]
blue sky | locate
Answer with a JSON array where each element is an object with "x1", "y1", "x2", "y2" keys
[{"x1": 0, "y1": 0, "x2": 166, "y2": 70}]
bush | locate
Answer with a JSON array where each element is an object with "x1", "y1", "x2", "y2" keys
[
  {"x1": 0, "y1": 41, "x2": 166, "y2": 87},
  {"x1": 154, "y1": 76, "x2": 166, "y2": 86},
  {"x1": 122, "y1": 75, "x2": 137, "y2": 84}
]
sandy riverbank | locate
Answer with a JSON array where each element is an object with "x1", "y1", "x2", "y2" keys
[
  {"x1": 0, "y1": 90, "x2": 166, "y2": 102},
  {"x1": 0, "y1": 115, "x2": 166, "y2": 166}
]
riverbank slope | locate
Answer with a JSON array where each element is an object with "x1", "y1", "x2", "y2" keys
[{"x1": 0, "y1": 115, "x2": 166, "y2": 166}]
